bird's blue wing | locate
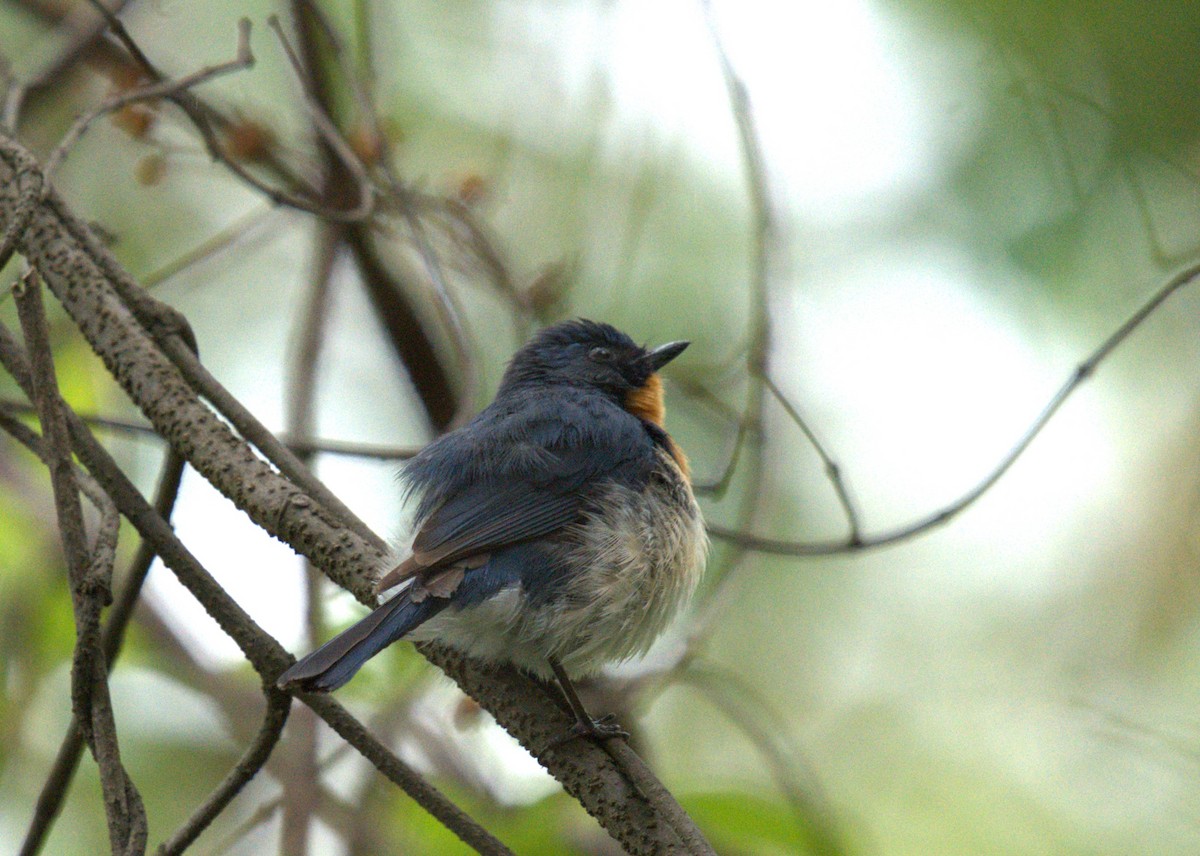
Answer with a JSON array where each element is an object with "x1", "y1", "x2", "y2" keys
[{"x1": 377, "y1": 394, "x2": 655, "y2": 592}]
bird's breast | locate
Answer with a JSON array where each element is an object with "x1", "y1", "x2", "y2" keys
[{"x1": 545, "y1": 447, "x2": 707, "y2": 672}]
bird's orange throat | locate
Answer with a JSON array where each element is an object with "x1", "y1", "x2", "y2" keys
[
  {"x1": 625, "y1": 373, "x2": 666, "y2": 426},
  {"x1": 624, "y1": 373, "x2": 690, "y2": 479}
]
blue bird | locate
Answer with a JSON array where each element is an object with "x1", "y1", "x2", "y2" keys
[{"x1": 278, "y1": 320, "x2": 706, "y2": 741}]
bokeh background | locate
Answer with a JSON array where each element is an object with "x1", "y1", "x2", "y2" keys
[{"x1": 3, "y1": 0, "x2": 1200, "y2": 853}]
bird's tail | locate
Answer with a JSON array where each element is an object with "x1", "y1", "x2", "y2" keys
[{"x1": 276, "y1": 590, "x2": 445, "y2": 692}]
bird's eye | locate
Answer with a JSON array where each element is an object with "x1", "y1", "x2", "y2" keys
[{"x1": 588, "y1": 346, "x2": 613, "y2": 362}]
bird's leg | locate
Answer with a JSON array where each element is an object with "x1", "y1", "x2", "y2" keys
[{"x1": 545, "y1": 656, "x2": 628, "y2": 747}]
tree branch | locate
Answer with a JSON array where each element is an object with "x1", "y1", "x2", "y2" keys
[
  {"x1": 11, "y1": 271, "x2": 147, "y2": 855},
  {"x1": 11, "y1": 444, "x2": 185, "y2": 856}
]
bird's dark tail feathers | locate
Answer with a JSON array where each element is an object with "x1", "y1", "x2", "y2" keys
[{"x1": 276, "y1": 591, "x2": 445, "y2": 692}]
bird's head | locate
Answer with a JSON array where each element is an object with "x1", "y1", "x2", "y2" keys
[{"x1": 499, "y1": 319, "x2": 689, "y2": 425}]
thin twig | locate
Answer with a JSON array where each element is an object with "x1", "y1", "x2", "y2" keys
[
  {"x1": 379, "y1": 210, "x2": 481, "y2": 421},
  {"x1": 0, "y1": 400, "x2": 422, "y2": 459},
  {"x1": 206, "y1": 697, "x2": 422, "y2": 855},
  {"x1": 698, "y1": 0, "x2": 775, "y2": 604},
  {"x1": 12, "y1": 271, "x2": 146, "y2": 855},
  {"x1": 287, "y1": 0, "x2": 468, "y2": 428},
  {"x1": 83, "y1": 0, "x2": 370, "y2": 221},
  {"x1": 301, "y1": 693, "x2": 515, "y2": 856},
  {"x1": 139, "y1": 204, "x2": 282, "y2": 289},
  {"x1": 322, "y1": 7, "x2": 525, "y2": 331},
  {"x1": 709, "y1": 259, "x2": 1200, "y2": 556},
  {"x1": 677, "y1": 665, "x2": 846, "y2": 856},
  {"x1": 42, "y1": 19, "x2": 255, "y2": 181},
  {"x1": 0, "y1": 404, "x2": 115, "y2": 523},
  {"x1": 157, "y1": 689, "x2": 292, "y2": 855},
  {"x1": 278, "y1": 180, "x2": 342, "y2": 856},
  {"x1": 2, "y1": 0, "x2": 134, "y2": 130},
  {"x1": 285, "y1": 215, "x2": 340, "y2": 446},
  {"x1": 15, "y1": 448, "x2": 186, "y2": 856},
  {"x1": 420, "y1": 194, "x2": 529, "y2": 319},
  {"x1": 669, "y1": 371, "x2": 758, "y2": 498},
  {"x1": 265, "y1": 14, "x2": 375, "y2": 223},
  {"x1": 762, "y1": 374, "x2": 861, "y2": 544},
  {"x1": 345, "y1": 209, "x2": 460, "y2": 430}
]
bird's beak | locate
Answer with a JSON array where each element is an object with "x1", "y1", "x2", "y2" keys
[{"x1": 644, "y1": 340, "x2": 690, "y2": 371}]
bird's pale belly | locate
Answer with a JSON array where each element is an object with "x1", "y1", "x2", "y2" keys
[{"x1": 409, "y1": 452, "x2": 706, "y2": 678}]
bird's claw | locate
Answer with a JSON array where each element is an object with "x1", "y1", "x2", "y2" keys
[
  {"x1": 544, "y1": 714, "x2": 629, "y2": 752},
  {"x1": 581, "y1": 713, "x2": 629, "y2": 741}
]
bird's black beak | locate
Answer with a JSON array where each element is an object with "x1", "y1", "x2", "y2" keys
[{"x1": 644, "y1": 340, "x2": 690, "y2": 371}]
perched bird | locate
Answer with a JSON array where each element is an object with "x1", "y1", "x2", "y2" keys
[{"x1": 277, "y1": 320, "x2": 706, "y2": 740}]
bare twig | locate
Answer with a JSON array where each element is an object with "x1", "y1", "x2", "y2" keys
[
  {"x1": 345, "y1": 227, "x2": 461, "y2": 429},
  {"x1": 0, "y1": 399, "x2": 422, "y2": 459},
  {"x1": 302, "y1": 0, "x2": 486, "y2": 423},
  {"x1": 331, "y1": 4, "x2": 527, "y2": 333},
  {"x1": 286, "y1": 0, "x2": 464, "y2": 429},
  {"x1": 420, "y1": 194, "x2": 530, "y2": 321},
  {"x1": 762, "y1": 374, "x2": 861, "y2": 543},
  {"x1": 265, "y1": 14, "x2": 376, "y2": 223},
  {"x1": 82, "y1": 0, "x2": 370, "y2": 221},
  {"x1": 2, "y1": 0, "x2": 134, "y2": 130},
  {"x1": 678, "y1": 665, "x2": 846, "y2": 856},
  {"x1": 18, "y1": 720, "x2": 85, "y2": 856},
  {"x1": 698, "y1": 0, "x2": 775, "y2": 615},
  {"x1": 12, "y1": 271, "x2": 146, "y2": 855},
  {"x1": 669, "y1": 370, "x2": 759, "y2": 498},
  {"x1": 42, "y1": 19, "x2": 255, "y2": 181},
  {"x1": 279, "y1": 207, "x2": 342, "y2": 856},
  {"x1": 14, "y1": 447, "x2": 186, "y2": 856},
  {"x1": 157, "y1": 689, "x2": 292, "y2": 855},
  {"x1": 377, "y1": 210, "x2": 481, "y2": 422},
  {"x1": 709, "y1": 259, "x2": 1200, "y2": 556},
  {"x1": 139, "y1": 204, "x2": 283, "y2": 289},
  {"x1": 0, "y1": 403, "x2": 115, "y2": 523}
]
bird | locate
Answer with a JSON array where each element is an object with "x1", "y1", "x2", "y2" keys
[{"x1": 277, "y1": 319, "x2": 706, "y2": 742}]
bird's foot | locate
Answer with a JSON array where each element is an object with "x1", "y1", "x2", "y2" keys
[{"x1": 544, "y1": 714, "x2": 629, "y2": 752}]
